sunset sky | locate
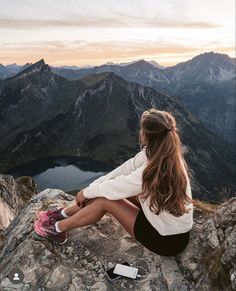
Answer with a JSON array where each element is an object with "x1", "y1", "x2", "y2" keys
[{"x1": 0, "y1": 0, "x2": 235, "y2": 67}]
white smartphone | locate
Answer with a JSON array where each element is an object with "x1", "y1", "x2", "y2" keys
[{"x1": 113, "y1": 263, "x2": 138, "y2": 279}]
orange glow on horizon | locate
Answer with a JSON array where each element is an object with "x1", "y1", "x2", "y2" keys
[{"x1": 0, "y1": 43, "x2": 234, "y2": 67}]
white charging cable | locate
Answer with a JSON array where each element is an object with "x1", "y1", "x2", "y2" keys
[{"x1": 130, "y1": 257, "x2": 154, "y2": 283}]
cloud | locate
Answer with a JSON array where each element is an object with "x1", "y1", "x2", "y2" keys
[{"x1": 0, "y1": 16, "x2": 220, "y2": 30}]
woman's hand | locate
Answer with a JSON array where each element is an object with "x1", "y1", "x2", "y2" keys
[{"x1": 76, "y1": 190, "x2": 88, "y2": 208}]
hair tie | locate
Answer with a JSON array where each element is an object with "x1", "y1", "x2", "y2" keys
[{"x1": 166, "y1": 127, "x2": 174, "y2": 132}]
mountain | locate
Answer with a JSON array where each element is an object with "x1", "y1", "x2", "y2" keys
[
  {"x1": 52, "y1": 52, "x2": 235, "y2": 144},
  {"x1": 51, "y1": 64, "x2": 93, "y2": 71},
  {"x1": 148, "y1": 60, "x2": 165, "y2": 69},
  {"x1": 17, "y1": 62, "x2": 33, "y2": 73},
  {"x1": 163, "y1": 52, "x2": 235, "y2": 145},
  {"x1": 103, "y1": 60, "x2": 165, "y2": 68},
  {"x1": 167, "y1": 52, "x2": 235, "y2": 83},
  {"x1": 0, "y1": 58, "x2": 70, "y2": 151},
  {"x1": 0, "y1": 60, "x2": 235, "y2": 201},
  {"x1": 0, "y1": 186, "x2": 235, "y2": 290},
  {"x1": 0, "y1": 63, "x2": 23, "y2": 79}
]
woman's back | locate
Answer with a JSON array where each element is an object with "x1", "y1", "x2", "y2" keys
[
  {"x1": 138, "y1": 148, "x2": 193, "y2": 235},
  {"x1": 84, "y1": 147, "x2": 193, "y2": 236}
]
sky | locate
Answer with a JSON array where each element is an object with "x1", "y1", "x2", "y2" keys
[{"x1": 0, "y1": 0, "x2": 235, "y2": 67}]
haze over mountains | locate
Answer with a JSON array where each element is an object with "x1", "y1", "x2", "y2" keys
[{"x1": 0, "y1": 57, "x2": 235, "y2": 201}]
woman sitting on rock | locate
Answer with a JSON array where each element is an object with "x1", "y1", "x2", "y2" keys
[{"x1": 34, "y1": 108, "x2": 194, "y2": 256}]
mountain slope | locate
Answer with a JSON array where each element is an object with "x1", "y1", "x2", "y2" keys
[
  {"x1": 0, "y1": 59, "x2": 88, "y2": 152},
  {"x1": 0, "y1": 60, "x2": 235, "y2": 201},
  {"x1": 53, "y1": 52, "x2": 235, "y2": 144},
  {"x1": 0, "y1": 63, "x2": 23, "y2": 79}
]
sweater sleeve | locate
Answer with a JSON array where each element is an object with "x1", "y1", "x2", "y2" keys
[
  {"x1": 89, "y1": 148, "x2": 146, "y2": 186},
  {"x1": 83, "y1": 163, "x2": 145, "y2": 200}
]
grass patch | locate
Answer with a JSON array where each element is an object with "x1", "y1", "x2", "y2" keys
[
  {"x1": 200, "y1": 246, "x2": 230, "y2": 290},
  {"x1": 193, "y1": 199, "x2": 218, "y2": 215}
]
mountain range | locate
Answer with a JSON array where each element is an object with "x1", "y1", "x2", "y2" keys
[
  {"x1": 49, "y1": 52, "x2": 236, "y2": 145},
  {"x1": 0, "y1": 59, "x2": 164, "y2": 78},
  {"x1": 0, "y1": 59, "x2": 235, "y2": 201},
  {"x1": 1, "y1": 52, "x2": 235, "y2": 145}
]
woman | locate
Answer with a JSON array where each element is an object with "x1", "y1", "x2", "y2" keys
[{"x1": 34, "y1": 108, "x2": 194, "y2": 256}]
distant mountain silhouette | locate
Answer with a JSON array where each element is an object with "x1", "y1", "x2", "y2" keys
[{"x1": 0, "y1": 63, "x2": 22, "y2": 79}]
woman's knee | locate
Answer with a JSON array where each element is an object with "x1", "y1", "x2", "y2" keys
[
  {"x1": 86, "y1": 198, "x2": 97, "y2": 205},
  {"x1": 87, "y1": 197, "x2": 110, "y2": 209}
]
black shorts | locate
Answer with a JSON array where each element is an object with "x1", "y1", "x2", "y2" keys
[{"x1": 134, "y1": 208, "x2": 191, "y2": 256}]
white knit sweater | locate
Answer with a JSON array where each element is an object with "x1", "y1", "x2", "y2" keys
[{"x1": 83, "y1": 147, "x2": 193, "y2": 235}]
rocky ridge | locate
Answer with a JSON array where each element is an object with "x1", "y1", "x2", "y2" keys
[
  {"x1": 0, "y1": 174, "x2": 38, "y2": 232},
  {"x1": 0, "y1": 180, "x2": 235, "y2": 290}
]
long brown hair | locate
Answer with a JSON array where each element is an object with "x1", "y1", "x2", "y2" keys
[{"x1": 138, "y1": 108, "x2": 194, "y2": 217}]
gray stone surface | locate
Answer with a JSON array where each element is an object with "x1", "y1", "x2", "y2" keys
[
  {"x1": 0, "y1": 174, "x2": 38, "y2": 231},
  {"x1": 0, "y1": 187, "x2": 235, "y2": 290}
]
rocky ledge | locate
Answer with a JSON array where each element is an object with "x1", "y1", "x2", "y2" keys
[
  {"x1": 0, "y1": 187, "x2": 235, "y2": 290},
  {"x1": 0, "y1": 174, "x2": 38, "y2": 232}
]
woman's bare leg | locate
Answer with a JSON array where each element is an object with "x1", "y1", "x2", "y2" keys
[
  {"x1": 63, "y1": 198, "x2": 97, "y2": 216},
  {"x1": 57, "y1": 197, "x2": 140, "y2": 237},
  {"x1": 63, "y1": 195, "x2": 140, "y2": 216},
  {"x1": 126, "y1": 195, "x2": 141, "y2": 208}
]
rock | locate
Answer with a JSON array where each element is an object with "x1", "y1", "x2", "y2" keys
[
  {"x1": 107, "y1": 261, "x2": 114, "y2": 268},
  {"x1": 0, "y1": 196, "x2": 14, "y2": 231},
  {"x1": 161, "y1": 256, "x2": 193, "y2": 291},
  {"x1": 0, "y1": 174, "x2": 38, "y2": 232},
  {"x1": 85, "y1": 250, "x2": 90, "y2": 257},
  {"x1": 98, "y1": 273, "x2": 105, "y2": 280},
  {"x1": 74, "y1": 256, "x2": 79, "y2": 262},
  {"x1": 0, "y1": 188, "x2": 235, "y2": 290},
  {"x1": 231, "y1": 270, "x2": 236, "y2": 290},
  {"x1": 67, "y1": 246, "x2": 74, "y2": 256},
  {"x1": 15, "y1": 176, "x2": 39, "y2": 207},
  {"x1": 90, "y1": 281, "x2": 107, "y2": 291},
  {"x1": 46, "y1": 265, "x2": 71, "y2": 289}
]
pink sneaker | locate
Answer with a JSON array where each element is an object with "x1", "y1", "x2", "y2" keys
[
  {"x1": 37, "y1": 207, "x2": 65, "y2": 223},
  {"x1": 34, "y1": 219, "x2": 68, "y2": 245}
]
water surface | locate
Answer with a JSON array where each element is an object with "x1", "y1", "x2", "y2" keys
[{"x1": 4, "y1": 156, "x2": 114, "y2": 194}]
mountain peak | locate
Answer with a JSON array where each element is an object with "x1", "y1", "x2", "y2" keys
[
  {"x1": 195, "y1": 51, "x2": 231, "y2": 63},
  {"x1": 31, "y1": 58, "x2": 45, "y2": 68},
  {"x1": 148, "y1": 60, "x2": 165, "y2": 69},
  {"x1": 127, "y1": 59, "x2": 157, "y2": 69},
  {"x1": 12, "y1": 59, "x2": 47, "y2": 78},
  {"x1": 22, "y1": 59, "x2": 45, "y2": 72}
]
